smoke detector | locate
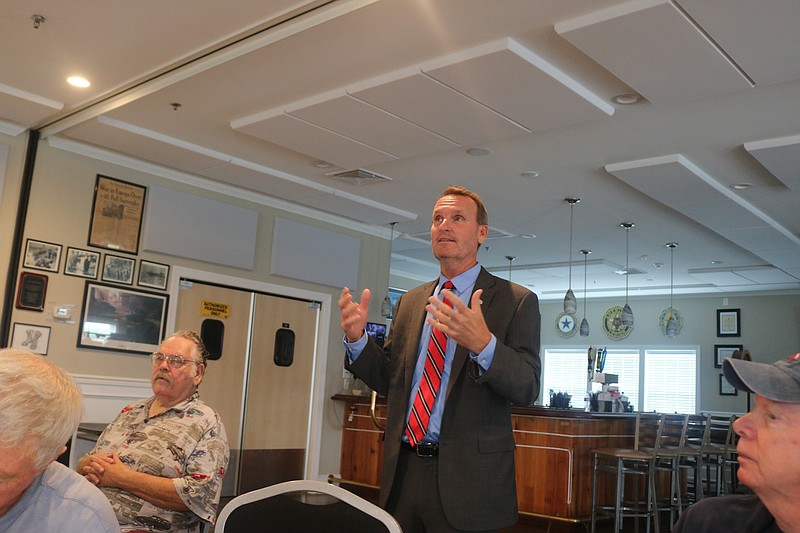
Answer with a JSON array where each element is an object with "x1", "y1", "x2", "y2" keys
[{"x1": 327, "y1": 169, "x2": 392, "y2": 186}]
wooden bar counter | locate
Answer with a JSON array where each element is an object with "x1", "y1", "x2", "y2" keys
[{"x1": 333, "y1": 394, "x2": 636, "y2": 522}]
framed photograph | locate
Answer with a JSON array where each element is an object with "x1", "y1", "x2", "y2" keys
[
  {"x1": 11, "y1": 323, "x2": 51, "y2": 355},
  {"x1": 102, "y1": 254, "x2": 135, "y2": 285},
  {"x1": 138, "y1": 260, "x2": 170, "y2": 290},
  {"x1": 715, "y1": 344, "x2": 743, "y2": 369},
  {"x1": 87, "y1": 174, "x2": 146, "y2": 254},
  {"x1": 719, "y1": 373, "x2": 738, "y2": 396},
  {"x1": 716, "y1": 308, "x2": 741, "y2": 337},
  {"x1": 78, "y1": 281, "x2": 169, "y2": 354},
  {"x1": 64, "y1": 247, "x2": 100, "y2": 279},
  {"x1": 22, "y1": 239, "x2": 62, "y2": 273},
  {"x1": 15, "y1": 272, "x2": 48, "y2": 311}
]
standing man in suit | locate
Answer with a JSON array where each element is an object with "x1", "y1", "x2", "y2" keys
[{"x1": 339, "y1": 185, "x2": 541, "y2": 532}]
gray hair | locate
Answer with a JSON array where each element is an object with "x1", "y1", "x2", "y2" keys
[
  {"x1": 166, "y1": 330, "x2": 209, "y2": 366},
  {"x1": 0, "y1": 349, "x2": 83, "y2": 470}
]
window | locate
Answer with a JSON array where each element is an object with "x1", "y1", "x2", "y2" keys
[
  {"x1": 643, "y1": 350, "x2": 696, "y2": 413},
  {"x1": 542, "y1": 347, "x2": 697, "y2": 413}
]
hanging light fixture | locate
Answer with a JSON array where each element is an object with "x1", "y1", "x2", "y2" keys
[
  {"x1": 563, "y1": 198, "x2": 580, "y2": 314},
  {"x1": 665, "y1": 242, "x2": 679, "y2": 337},
  {"x1": 380, "y1": 223, "x2": 396, "y2": 318},
  {"x1": 620, "y1": 221, "x2": 635, "y2": 327},
  {"x1": 506, "y1": 255, "x2": 515, "y2": 281},
  {"x1": 579, "y1": 249, "x2": 591, "y2": 336}
]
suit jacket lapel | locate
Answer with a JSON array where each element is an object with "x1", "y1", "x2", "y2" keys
[{"x1": 403, "y1": 280, "x2": 437, "y2": 393}]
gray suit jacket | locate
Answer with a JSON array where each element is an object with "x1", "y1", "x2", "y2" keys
[{"x1": 348, "y1": 266, "x2": 541, "y2": 530}]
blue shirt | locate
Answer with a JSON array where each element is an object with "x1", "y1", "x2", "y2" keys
[{"x1": 345, "y1": 263, "x2": 497, "y2": 444}]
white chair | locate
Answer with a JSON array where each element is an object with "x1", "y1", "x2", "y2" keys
[{"x1": 215, "y1": 479, "x2": 402, "y2": 533}]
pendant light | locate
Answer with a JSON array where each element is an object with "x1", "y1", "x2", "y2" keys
[
  {"x1": 506, "y1": 255, "x2": 515, "y2": 281},
  {"x1": 665, "y1": 242, "x2": 679, "y2": 337},
  {"x1": 380, "y1": 223, "x2": 396, "y2": 318},
  {"x1": 563, "y1": 198, "x2": 580, "y2": 314},
  {"x1": 620, "y1": 221, "x2": 634, "y2": 327},
  {"x1": 579, "y1": 249, "x2": 591, "y2": 336}
]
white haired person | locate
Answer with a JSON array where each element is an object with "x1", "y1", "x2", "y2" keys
[
  {"x1": 673, "y1": 353, "x2": 800, "y2": 533},
  {"x1": 78, "y1": 331, "x2": 229, "y2": 533},
  {"x1": 0, "y1": 348, "x2": 120, "y2": 532}
]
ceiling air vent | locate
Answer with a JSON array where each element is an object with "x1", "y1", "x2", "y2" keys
[{"x1": 327, "y1": 169, "x2": 392, "y2": 186}]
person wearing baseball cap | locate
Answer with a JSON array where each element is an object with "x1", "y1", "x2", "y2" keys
[{"x1": 673, "y1": 353, "x2": 800, "y2": 533}]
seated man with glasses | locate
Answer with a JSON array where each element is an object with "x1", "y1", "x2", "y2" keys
[{"x1": 78, "y1": 331, "x2": 229, "y2": 533}]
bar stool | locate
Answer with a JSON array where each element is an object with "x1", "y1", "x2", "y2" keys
[
  {"x1": 699, "y1": 414, "x2": 734, "y2": 496},
  {"x1": 676, "y1": 414, "x2": 709, "y2": 510},
  {"x1": 652, "y1": 413, "x2": 688, "y2": 529},
  {"x1": 591, "y1": 412, "x2": 663, "y2": 533}
]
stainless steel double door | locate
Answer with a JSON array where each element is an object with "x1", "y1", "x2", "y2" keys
[{"x1": 174, "y1": 279, "x2": 319, "y2": 496}]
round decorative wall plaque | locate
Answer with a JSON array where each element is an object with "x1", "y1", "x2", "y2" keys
[
  {"x1": 602, "y1": 305, "x2": 633, "y2": 340},
  {"x1": 555, "y1": 311, "x2": 578, "y2": 338}
]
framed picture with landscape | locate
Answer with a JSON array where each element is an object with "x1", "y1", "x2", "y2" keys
[
  {"x1": 77, "y1": 281, "x2": 168, "y2": 354},
  {"x1": 23, "y1": 239, "x2": 62, "y2": 273},
  {"x1": 137, "y1": 260, "x2": 170, "y2": 290}
]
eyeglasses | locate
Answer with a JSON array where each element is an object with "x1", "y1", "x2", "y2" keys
[{"x1": 150, "y1": 352, "x2": 199, "y2": 369}]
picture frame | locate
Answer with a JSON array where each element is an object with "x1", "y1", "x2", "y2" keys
[
  {"x1": 138, "y1": 260, "x2": 170, "y2": 290},
  {"x1": 22, "y1": 238, "x2": 62, "y2": 273},
  {"x1": 78, "y1": 281, "x2": 169, "y2": 354},
  {"x1": 11, "y1": 323, "x2": 51, "y2": 355},
  {"x1": 15, "y1": 272, "x2": 48, "y2": 311},
  {"x1": 87, "y1": 174, "x2": 146, "y2": 254},
  {"x1": 102, "y1": 254, "x2": 135, "y2": 285},
  {"x1": 716, "y1": 308, "x2": 741, "y2": 337},
  {"x1": 64, "y1": 247, "x2": 100, "y2": 279},
  {"x1": 715, "y1": 344, "x2": 743, "y2": 369},
  {"x1": 719, "y1": 373, "x2": 738, "y2": 396}
]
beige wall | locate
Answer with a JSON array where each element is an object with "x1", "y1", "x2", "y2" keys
[{"x1": 0, "y1": 133, "x2": 392, "y2": 480}]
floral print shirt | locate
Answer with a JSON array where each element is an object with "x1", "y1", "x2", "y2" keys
[{"x1": 89, "y1": 392, "x2": 229, "y2": 532}]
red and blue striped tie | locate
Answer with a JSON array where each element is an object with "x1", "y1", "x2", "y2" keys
[{"x1": 405, "y1": 281, "x2": 454, "y2": 445}]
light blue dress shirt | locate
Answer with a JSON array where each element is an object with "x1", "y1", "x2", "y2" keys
[{"x1": 345, "y1": 263, "x2": 497, "y2": 444}]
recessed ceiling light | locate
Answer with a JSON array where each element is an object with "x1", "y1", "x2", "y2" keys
[
  {"x1": 729, "y1": 183, "x2": 752, "y2": 190},
  {"x1": 611, "y1": 93, "x2": 643, "y2": 105},
  {"x1": 67, "y1": 76, "x2": 90, "y2": 88},
  {"x1": 711, "y1": 260, "x2": 723, "y2": 265},
  {"x1": 520, "y1": 171, "x2": 540, "y2": 178},
  {"x1": 313, "y1": 160, "x2": 332, "y2": 168},
  {"x1": 466, "y1": 147, "x2": 490, "y2": 156}
]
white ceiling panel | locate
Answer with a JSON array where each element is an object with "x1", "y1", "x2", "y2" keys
[
  {"x1": 606, "y1": 153, "x2": 800, "y2": 279},
  {"x1": 423, "y1": 38, "x2": 613, "y2": 132},
  {"x1": 288, "y1": 94, "x2": 458, "y2": 157},
  {"x1": 232, "y1": 112, "x2": 397, "y2": 169},
  {"x1": 350, "y1": 70, "x2": 530, "y2": 146},
  {"x1": 555, "y1": 0, "x2": 753, "y2": 104},
  {"x1": 688, "y1": 270, "x2": 755, "y2": 287},
  {"x1": 677, "y1": 0, "x2": 800, "y2": 86},
  {"x1": 299, "y1": 189, "x2": 414, "y2": 226},
  {"x1": 65, "y1": 119, "x2": 226, "y2": 173},
  {"x1": 716, "y1": 226, "x2": 798, "y2": 254},
  {"x1": 733, "y1": 267, "x2": 799, "y2": 285},
  {"x1": 605, "y1": 154, "x2": 721, "y2": 207},
  {"x1": 0, "y1": 91, "x2": 61, "y2": 127},
  {"x1": 198, "y1": 163, "x2": 318, "y2": 203},
  {"x1": 744, "y1": 134, "x2": 800, "y2": 191}
]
